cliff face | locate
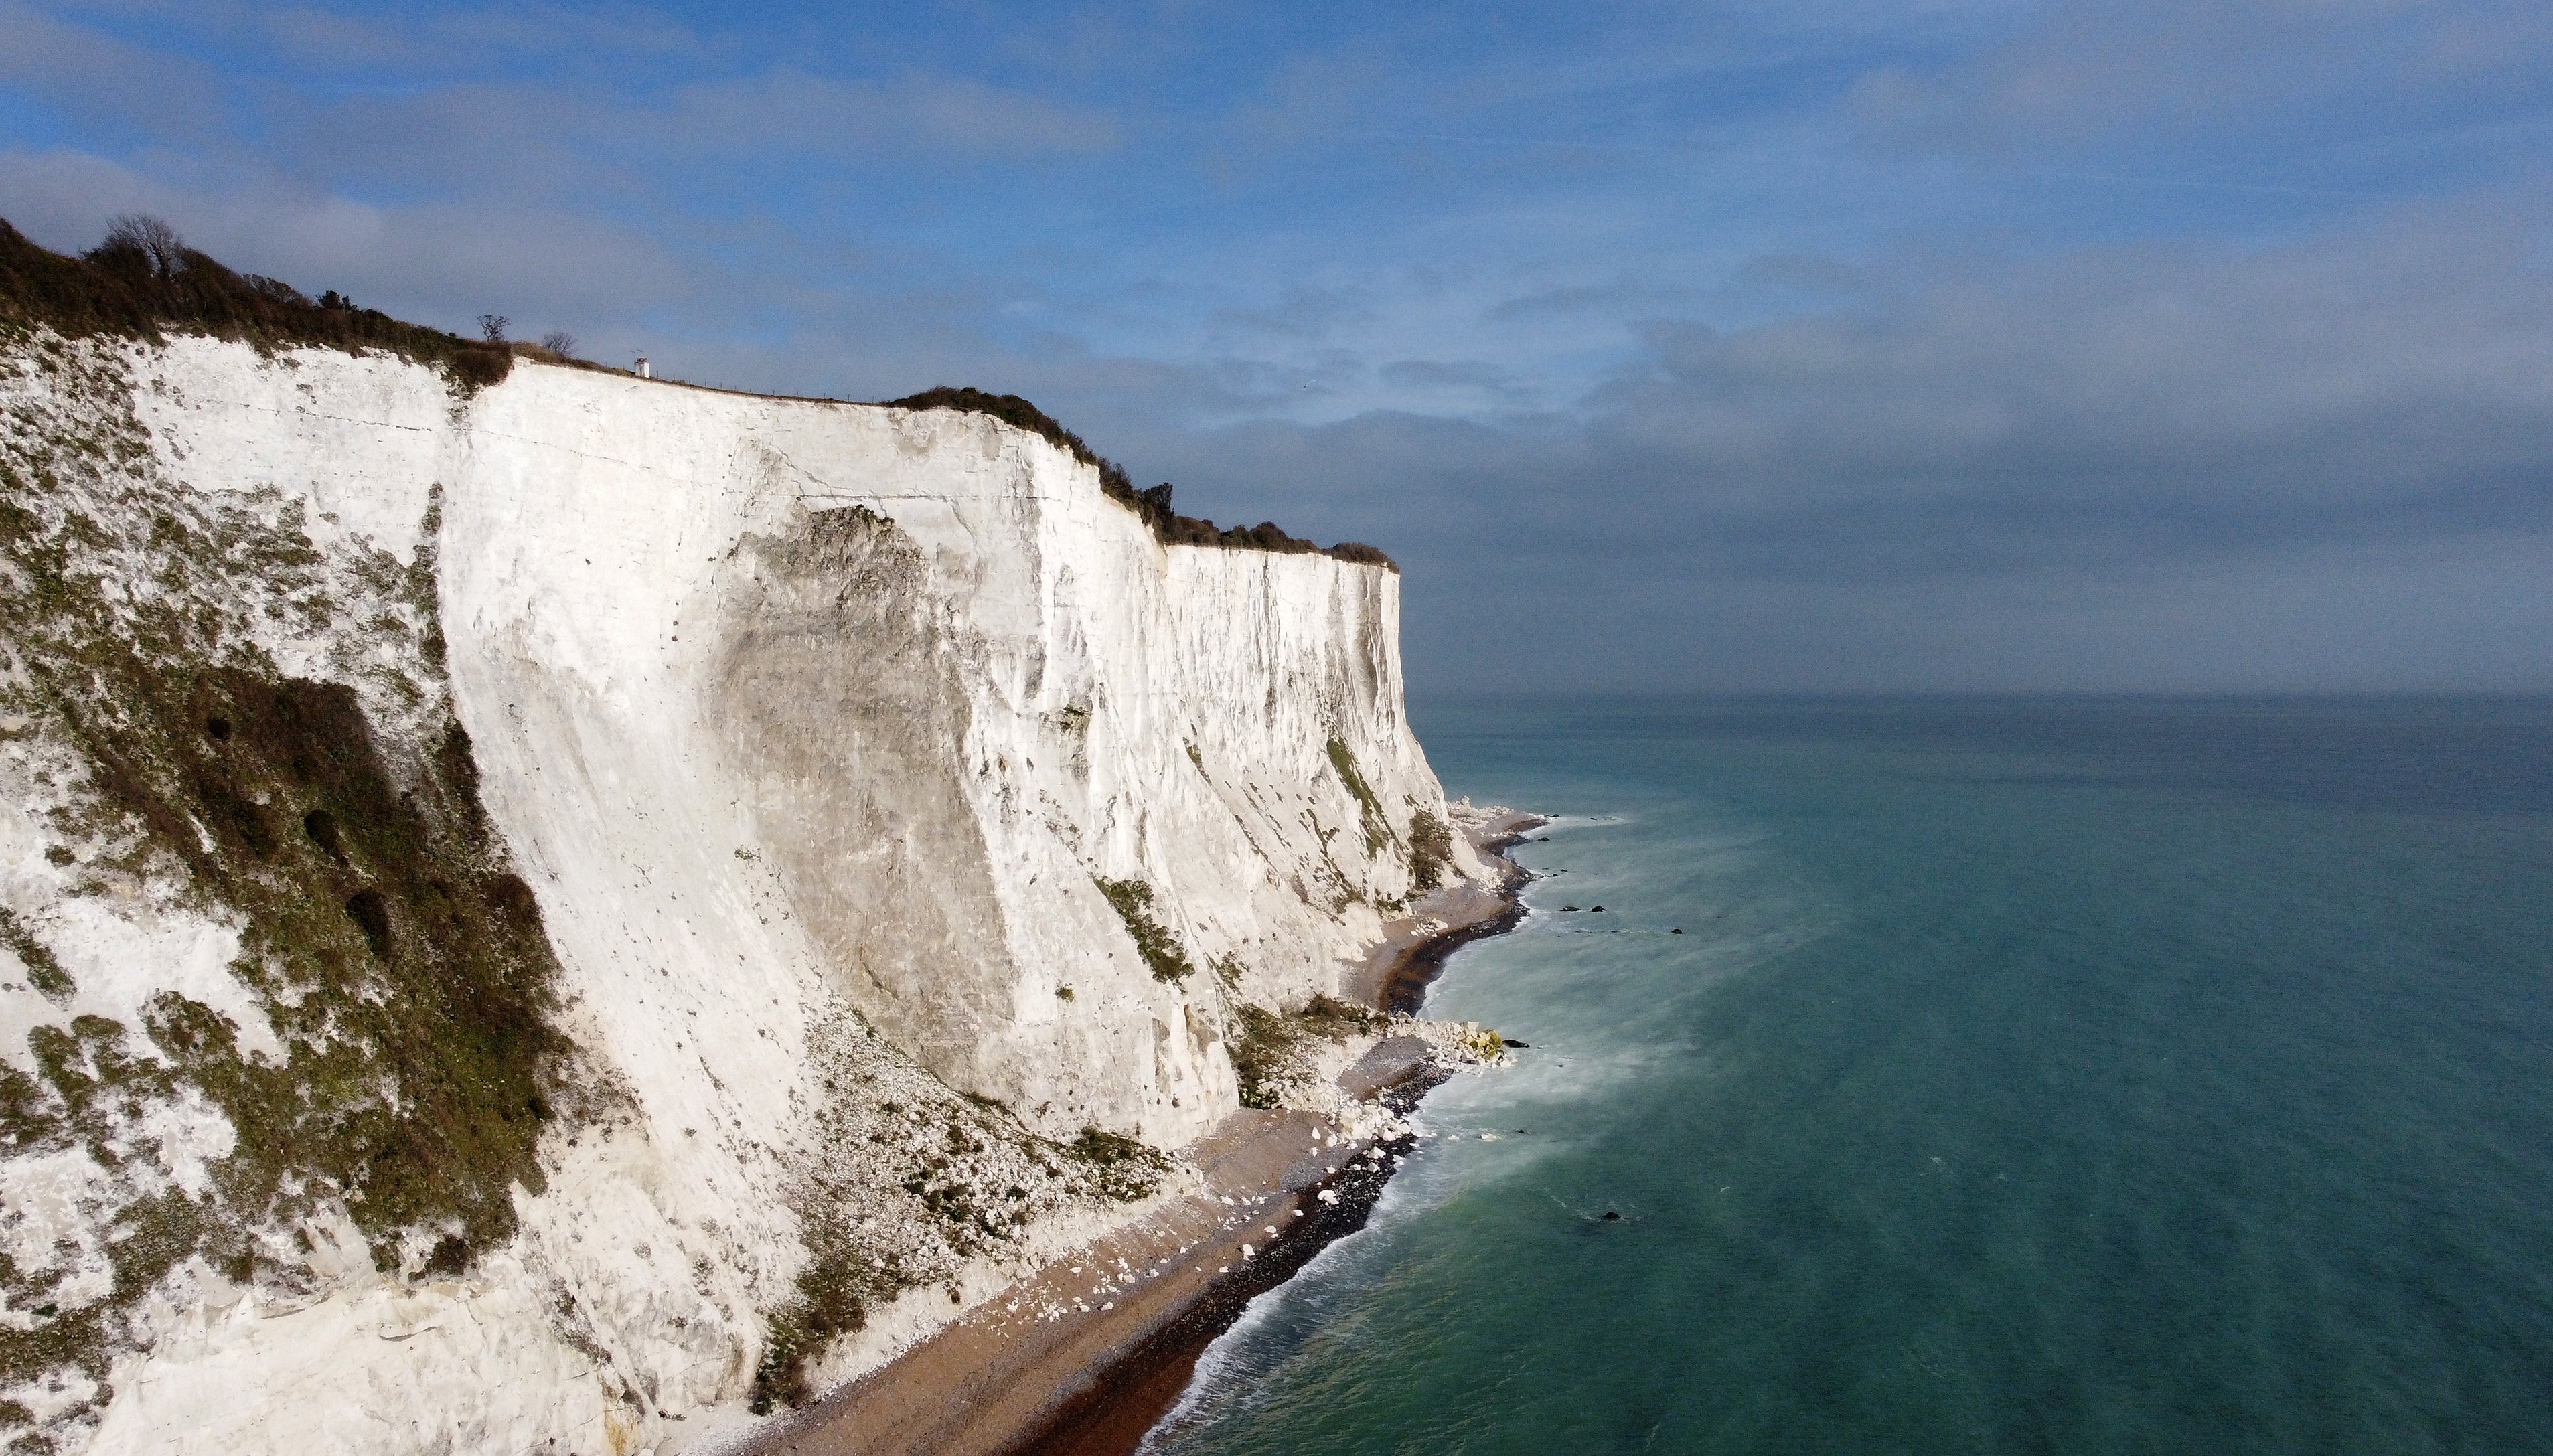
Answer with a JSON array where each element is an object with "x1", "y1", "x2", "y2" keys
[{"x1": 0, "y1": 331, "x2": 1485, "y2": 1454}]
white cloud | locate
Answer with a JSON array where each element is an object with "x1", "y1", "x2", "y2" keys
[{"x1": 1851, "y1": 0, "x2": 2553, "y2": 149}]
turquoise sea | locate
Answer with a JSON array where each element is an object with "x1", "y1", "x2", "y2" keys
[{"x1": 1144, "y1": 697, "x2": 2553, "y2": 1455}]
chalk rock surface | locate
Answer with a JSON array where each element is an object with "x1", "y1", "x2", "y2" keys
[{"x1": 0, "y1": 334, "x2": 1486, "y2": 1455}]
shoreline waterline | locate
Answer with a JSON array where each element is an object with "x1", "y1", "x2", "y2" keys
[
  {"x1": 743, "y1": 809, "x2": 1545, "y2": 1456},
  {"x1": 1032, "y1": 809, "x2": 1547, "y2": 1455},
  {"x1": 1008, "y1": 1071, "x2": 1446, "y2": 1456},
  {"x1": 1134, "y1": 696, "x2": 2553, "y2": 1455}
]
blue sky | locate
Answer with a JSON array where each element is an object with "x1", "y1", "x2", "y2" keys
[{"x1": 5, "y1": 1, "x2": 2550, "y2": 691}]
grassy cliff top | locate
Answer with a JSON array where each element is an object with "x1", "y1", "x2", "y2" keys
[
  {"x1": 0, "y1": 216, "x2": 1395, "y2": 569},
  {"x1": 882, "y1": 390, "x2": 1399, "y2": 572},
  {"x1": 0, "y1": 216, "x2": 513, "y2": 392}
]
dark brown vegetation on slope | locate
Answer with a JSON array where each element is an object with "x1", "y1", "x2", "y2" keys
[
  {"x1": 0, "y1": 438, "x2": 569, "y2": 1275},
  {"x1": 1091, "y1": 876, "x2": 1196, "y2": 984},
  {"x1": 0, "y1": 214, "x2": 514, "y2": 392},
  {"x1": 1228, "y1": 995, "x2": 1384, "y2": 1110},
  {"x1": 0, "y1": 326, "x2": 578, "y2": 1424},
  {"x1": 886, "y1": 386, "x2": 1397, "y2": 570},
  {"x1": 1405, "y1": 809, "x2": 1455, "y2": 893}
]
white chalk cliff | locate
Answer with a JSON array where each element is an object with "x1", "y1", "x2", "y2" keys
[{"x1": 0, "y1": 331, "x2": 1488, "y2": 1455}]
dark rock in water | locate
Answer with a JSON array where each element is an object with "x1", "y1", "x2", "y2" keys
[
  {"x1": 1671, "y1": 928, "x2": 1683, "y2": 934},
  {"x1": 1602, "y1": 1211, "x2": 1622, "y2": 1222},
  {"x1": 1502, "y1": 1038, "x2": 1529, "y2": 1048},
  {"x1": 1591, "y1": 905, "x2": 1605, "y2": 912},
  {"x1": 1560, "y1": 905, "x2": 1579, "y2": 912}
]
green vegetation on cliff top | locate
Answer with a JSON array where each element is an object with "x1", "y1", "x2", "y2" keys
[
  {"x1": 885, "y1": 386, "x2": 1397, "y2": 570},
  {"x1": 0, "y1": 215, "x2": 512, "y2": 393}
]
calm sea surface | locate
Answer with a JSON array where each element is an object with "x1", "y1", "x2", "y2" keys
[{"x1": 1142, "y1": 697, "x2": 2553, "y2": 1455}]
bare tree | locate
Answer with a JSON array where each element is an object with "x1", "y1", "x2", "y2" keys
[
  {"x1": 539, "y1": 329, "x2": 578, "y2": 358},
  {"x1": 102, "y1": 214, "x2": 187, "y2": 277},
  {"x1": 478, "y1": 314, "x2": 510, "y2": 343}
]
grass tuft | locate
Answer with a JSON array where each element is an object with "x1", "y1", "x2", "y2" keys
[
  {"x1": 1326, "y1": 738, "x2": 1395, "y2": 858},
  {"x1": 1229, "y1": 995, "x2": 1383, "y2": 1109},
  {"x1": 1060, "y1": 1127, "x2": 1168, "y2": 1201},
  {"x1": 1092, "y1": 876, "x2": 1194, "y2": 983},
  {"x1": 0, "y1": 906, "x2": 74, "y2": 998}
]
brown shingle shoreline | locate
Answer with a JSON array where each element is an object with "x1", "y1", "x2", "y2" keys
[{"x1": 744, "y1": 813, "x2": 1542, "y2": 1456}]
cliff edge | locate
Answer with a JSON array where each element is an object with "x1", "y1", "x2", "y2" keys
[{"x1": 0, "y1": 280, "x2": 1490, "y2": 1455}]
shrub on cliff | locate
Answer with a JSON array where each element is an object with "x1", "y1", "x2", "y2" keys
[
  {"x1": 1093, "y1": 876, "x2": 1195, "y2": 983},
  {"x1": 1229, "y1": 995, "x2": 1385, "y2": 1109},
  {"x1": 0, "y1": 214, "x2": 513, "y2": 394},
  {"x1": 1327, "y1": 737, "x2": 1395, "y2": 857},
  {"x1": 884, "y1": 388, "x2": 1397, "y2": 570},
  {"x1": 1122, "y1": 481, "x2": 1399, "y2": 570},
  {"x1": 1061, "y1": 1127, "x2": 1170, "y2": 1200},
  {"x1": 1407, "y1": 810, "x2": 1455, "y2": 892},
  {"x1": 1326, "y1": 541, "x2": 1396, "y2": 568},
  {"x1": 1229, "y1": 1004, "x2": 1292, "y2": 1109},
  {"x1": 883, "y1": 386, "x2": 1135, "y2": 495}
]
